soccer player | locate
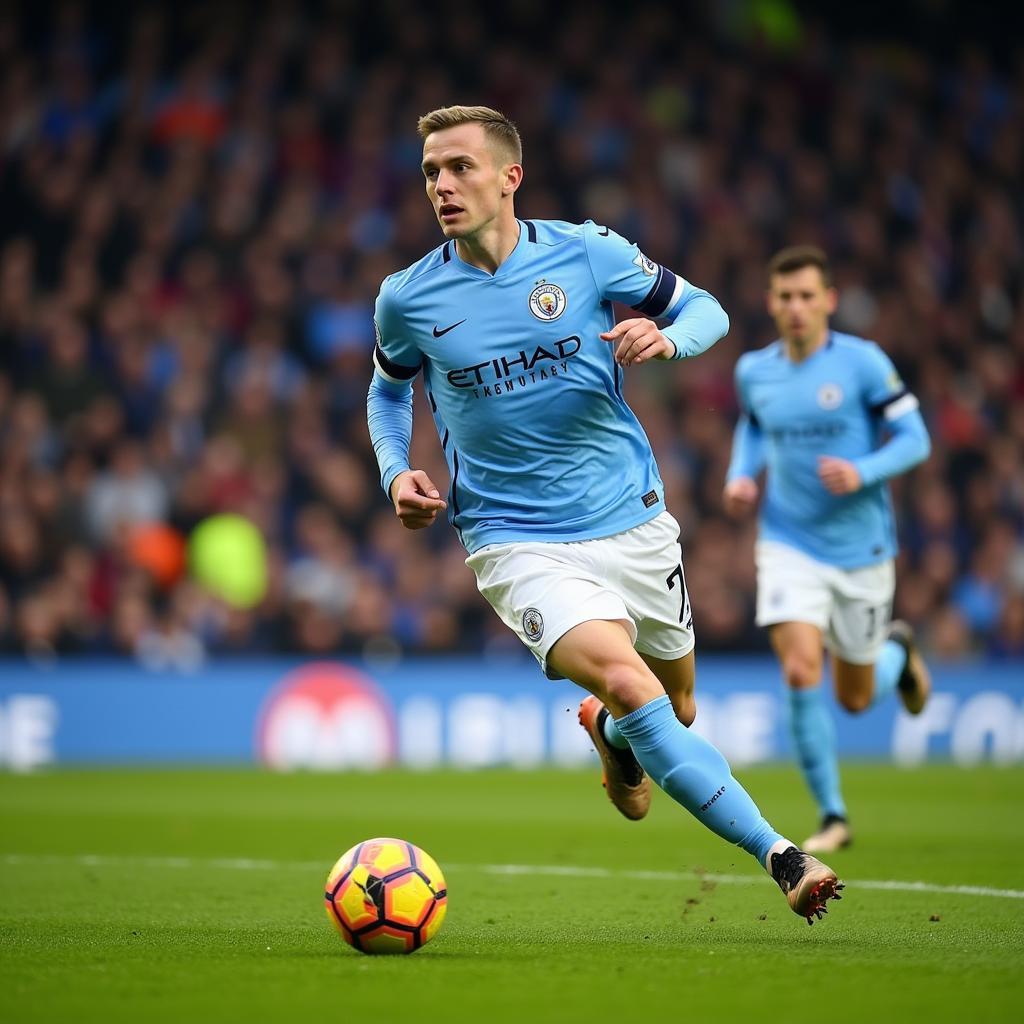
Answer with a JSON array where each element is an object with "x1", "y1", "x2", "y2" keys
[
  {"x1": 723, "y1": 245, "x2": 932, "y2": 853},
  {"x1": 367, "y1": 105, "x2": 843, "y2": 923}
]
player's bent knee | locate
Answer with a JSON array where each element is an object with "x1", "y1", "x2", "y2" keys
[
  {"x1": 782, "y1": 656, "x2": 821, "y2": 690},
  {"x1": 602, "y1": 664, "x2": 662, "y2": 716},
  {"x1": 837, "y1": 689, "x2": 872, "y2": 714},
  {"x1": 674, "y1": 695, "x2": 697, "y2": 727}
]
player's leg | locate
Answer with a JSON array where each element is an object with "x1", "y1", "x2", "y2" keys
[
  {"x1": 467, "y1": 538, "x2": 653, "y2": 819},
  {"x1": 468, "y1": 528, "x2": 843, "y2": 923},
  {"x1": 887, "y1": 620, "x2": 932, "y2": 714},
  {"x1": 828, "y1": 560, "x2": 931, "y2": 716},
  {"x1": 769, "y1": 622, "x2": 850, "y2": 852},
  {"x1": 584, "y1": 650, "x2": 695, "y2": 812},
  {"x1": 577, "y1": 693, "x2": 651, "y2": 819},
  {"x1": 581, "y1": 512, "x2": 697, "y2": 816},
  {"x1": 831, "y1": 637, "x2": 931, "y2": 715},
  {"x1": 755, "y1": 543, "x2": 848, "y2": 851},
  {"x1": 550, "y1": 619, "x2": 842, "y2": 922},
  {"x1": 596, "y1": 649, "x2": 695, "y2": 754},
  {"x1": 554, "y1": 618, "x2": 771, "y2": 857},
  {"x1": 830, "y1": 657, "x2": 882, "y2": 712},
  {"x1": 602, "y1": 511, "x2": 698, "y2": 746},
  {"x1": 552, "y1": 621, "x2": 782, "y2": 857},
  {"x1": 640, "y1": 649, "x2": 696, "y2": 725},
  {"x1": 577, "y1": 618, "x2": 653, "y2": 821},
  {"x1": 831, "y1": 638, "x2": 930, "y2": 715}
]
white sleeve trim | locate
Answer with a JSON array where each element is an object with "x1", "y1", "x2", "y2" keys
[
  {"x1": 883, "y1": 393, "x2": 919, "y2": 421},
  {"x1": 372, "y1": 348, "x2": 409, "y2": 385},
  {"x1": 667, "y1": 274, "x2": 685, "y2": 313}
]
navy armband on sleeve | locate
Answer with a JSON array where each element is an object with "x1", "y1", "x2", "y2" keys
[
  {"x1": 635, "y1": 266, "x2": 682, "y2": 317},
  {"x1": 373, "y1": 343, "x2": 421, "y2": 383}
]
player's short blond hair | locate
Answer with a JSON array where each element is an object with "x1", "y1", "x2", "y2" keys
[{"x1": 416, "y1": 105, "x2": 522, "y2": 165}]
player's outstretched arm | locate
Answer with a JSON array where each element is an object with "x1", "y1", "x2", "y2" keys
[{"x1": 389, "y1": 470, "x2": 447, "y2": 530}]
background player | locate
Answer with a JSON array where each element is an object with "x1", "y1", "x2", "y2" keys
[
  {"x1": 723, "y1": 245, "x2": 932, "y2": 853},
  {"x1": 367, "y1": 105, "x2": 843, "y2": 923}
]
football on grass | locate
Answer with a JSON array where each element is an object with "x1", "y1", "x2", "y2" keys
[{"x1": 324, "y1": 837, "x2": 448, "y2": 954}]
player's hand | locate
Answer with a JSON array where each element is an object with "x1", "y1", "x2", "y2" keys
[
  {"x1": 723, "y1": 476, "x2": 759, "y2": 518},
  {"x1": 600, "y1": 318, "x2": 675, "y2": 367},
  {"x1": 389, "y1": 470, "x2": 447, "y2": 529},
  {"x1": 817, "y1": 456, "x2": 862, "y2": 495}
]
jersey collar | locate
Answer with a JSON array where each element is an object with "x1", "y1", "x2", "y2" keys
[
  {"x1": 778, "y1": 330, "x2": 834, "y2": 364},
  {"x1": 448, "y1": 220, "x2": 529, "y2": 280}
]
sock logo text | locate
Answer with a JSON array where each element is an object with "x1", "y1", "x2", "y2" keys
[{"x1": 700, "y1": 786, "x2": 726, "y2": 811}]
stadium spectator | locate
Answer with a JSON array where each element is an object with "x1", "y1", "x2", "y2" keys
[{"x1": 0, "y1": 1, "x2": 1020, "y2": 665}]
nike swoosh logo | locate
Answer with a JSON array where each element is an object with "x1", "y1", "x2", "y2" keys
[
  {"x1": 432, "y1": 320, "x2": 466, "y2": 338},
  {"x1": 598, "y1": 227, "x2": 610, "y2": 236}
]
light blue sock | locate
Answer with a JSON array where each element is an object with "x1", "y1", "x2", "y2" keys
[
  {"x1": 614, "y1": 695, "x2": 784, "y2": 865},
  {"x1": 872, "y1": 640, "x2": 907, "y2": 707},
  {"x1": 786, "y1": 687, "x2": 846, "y2": 819},
  {"x1": 602, "y1": 710, "x2": 631, "y2": 750}
]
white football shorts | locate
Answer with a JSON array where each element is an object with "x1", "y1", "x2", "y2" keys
[
  {"x1": 755, "y1": 540, "x2": 895, "y2": 665},
  {"x1": 466, "y1": 511, "x2": 696, "y2": 677}
]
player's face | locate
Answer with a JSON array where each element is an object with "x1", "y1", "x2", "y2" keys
[
  {"x1": 767, "y1": 266, "x2": 837, "y2": 345},
  {"x1": 421, "y1": 123, "x2": 517, "y2": 239}
]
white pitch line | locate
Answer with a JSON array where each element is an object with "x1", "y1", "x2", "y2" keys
[
  {"x1": 468, "y1": 863, "x2": 1024, "y2": 901},
  {"x1": 2, "y1": 853, "x2": 1022, "y2": 901}
]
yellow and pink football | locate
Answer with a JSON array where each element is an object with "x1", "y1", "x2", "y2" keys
[{"x1": 324, "y1": 838, "x2": 448, "y2": 954}]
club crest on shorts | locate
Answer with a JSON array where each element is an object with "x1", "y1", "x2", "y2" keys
[
  {"x1": 522, "y1": 607, "x2": 544, "y2": 642},
  {"x1": 816, "y1": 383, "x2": 843, "y2": 410},
  {"x1": 529, "y1": 281, "x2": 567, "y2": 321}
]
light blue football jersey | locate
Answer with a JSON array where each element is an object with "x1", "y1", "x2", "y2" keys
[
  {"x1": 728, "y1": 331, "x2": 930, "y2": 569},
  {"x1": 369, "y1": 219, "x2": 727, "y2": 553}
]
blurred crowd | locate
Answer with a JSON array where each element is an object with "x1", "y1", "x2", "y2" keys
[{"x1": 1, "y1": 0, "x2": 1022, "y2": 667}]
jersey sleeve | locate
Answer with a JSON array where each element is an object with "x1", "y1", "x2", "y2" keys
[
  {"x1": 371, "y1": 276, "x2": 422, "y2": 385},
  {"x1": 734, "y1": 355, "x2": 757, "y2": 420},
  {"x1": 582, "y1": 221, "x2": 728, "y2": 359},
  {"x1": 852, "y1": 342, "x2": 931, "y2": 486},
  {"x1": 860, "y1": 342, "x2": 919, "y2": 422},
  {"x1": 581, "y1": 221, "x2": 685, "y2": 317},
  {"x1": 726, "y1": 355, "x2": 766, "y2": 480},
  {"x1": 368, "y1": 275, "x2": 419, "y2": 498}
]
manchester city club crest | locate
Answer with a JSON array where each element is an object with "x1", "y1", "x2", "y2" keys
[
  {"x1": 528, "y1": 281, "x2": 567, "y2": 321},
  {"x1": 522, "y1": 607, "x2": 544, "y2": 642},
  {"x1": 816, "y1": 383, "x2": 843, "y2": 410}
]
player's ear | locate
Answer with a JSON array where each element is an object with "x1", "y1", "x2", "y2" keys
[
  {"x1": 825, "y1": 287, "x2": 839, "y2": 314},
  {"x1": 502, "y1": 162, "x2": 524, "y2": 197}
]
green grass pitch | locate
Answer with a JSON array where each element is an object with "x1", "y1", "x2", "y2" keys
[{"x1": 2, "y1": 765, "x2": 1022, "y2": 1023}]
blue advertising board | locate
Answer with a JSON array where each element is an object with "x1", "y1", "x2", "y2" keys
[{"x1": 0, "y1": 657, "x2": 1021, "y2": 770}]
